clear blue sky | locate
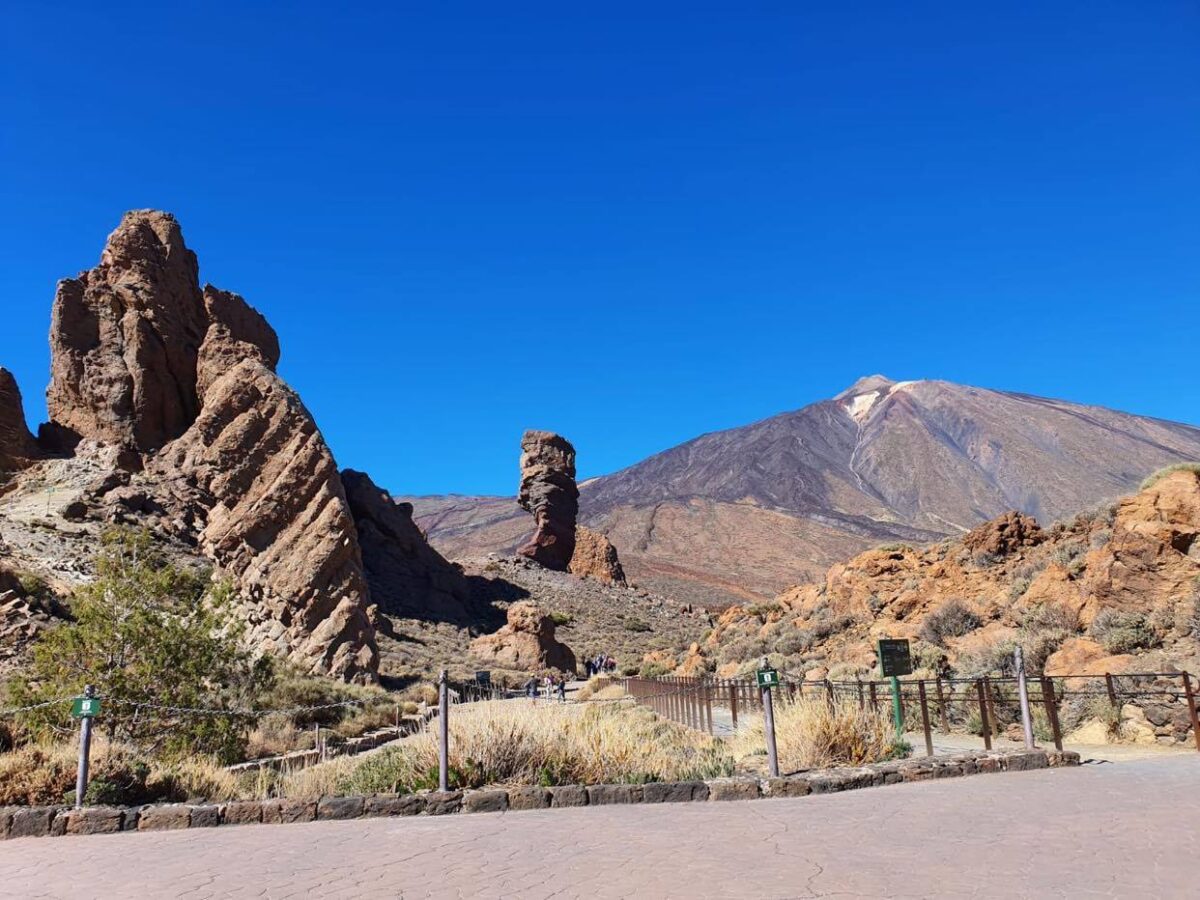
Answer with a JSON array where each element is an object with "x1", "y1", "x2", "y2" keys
[{"x1": 2, "y1": 2, "x2": 1197, "y2": 496}]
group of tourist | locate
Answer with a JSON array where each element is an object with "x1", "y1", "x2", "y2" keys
[
  {"x1": 584, "y1": 653, "x2": 617, "y2": 678},
  {"x1": 523, "y1": 672, "x2": 568, "y2": 702}
]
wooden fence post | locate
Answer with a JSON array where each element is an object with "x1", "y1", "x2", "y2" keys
[
  {"x1": 1181, "y1": 673, "x2": 1200, "y2": 753},
  {"x1": 935, "y1": 678, "x2": 950, "y2": 733},
  {"x1": 1040, "y1": 676, "x2": 1063, "y2": 751},
  {"x1": 976, "y1": 679, "x2": 992, "y2": 750},
  {"x1": 868, "y1": 681, "x2": 878, "y2": 713},
  {"x1": 917, "y1": 680, "x2": 934, "y2": 757},
  {"x1": 729, "y1": 680, "x2": 739, "y2": 728},
  {"x1": 856, "y1": 676, "x2": 865, "y2": 709},
  {"x1": 1105, "y1": 673, "x2": 1119, "y2": 710},
  {"x1": 824, "y1": 679, "x2": 836, "y2": 710}
]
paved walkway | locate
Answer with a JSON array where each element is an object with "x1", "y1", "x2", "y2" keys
[{"x1": 2, "y1": 754, "x2": 1196, "y2": 899}]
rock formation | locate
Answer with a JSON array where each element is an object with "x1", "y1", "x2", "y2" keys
[
  {"x1": 45, "y1": 211, "x2": 208, "y2": 452},
  {"x1": 37, "y1": 211, "x2": 379, "y2": 682},
  {"x1": 469, "y1": 600, "x2": 576, "y2": 673},
  {"x1": 0, "y1": 369, "x2": 39, "y2": 475},
  {"x1": 341, "y1": 469, "x2": 476, "y2": 623},
  {"x1": 569, "y1": 526, "x2": 626, "y2": 585},
  {"x1": 516, "y1": 430, "x2": 578, "y2": 570},
  {"x1": 962, "y1": 511, "x2": 1044, "y2": 557}
]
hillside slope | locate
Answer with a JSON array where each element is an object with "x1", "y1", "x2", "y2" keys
[{"x1": 407, "y1": 377, "x2": 1200, "y2": 606}]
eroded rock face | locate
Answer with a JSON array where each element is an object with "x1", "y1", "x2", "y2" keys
[
  {"x1": 0, "y1": 369, "x2": 39, "y2": 475},
  {"x1": 569, "y1": 526, "x2": 626, "y2": 585},
  {"x1": 963, "y1": 511, "x2": 1044, "y2": 557},
  {"x1": 341, "y1": 469, "x2": 475, "y2": 624},
  {"x1": 150, "y1": 357, "x2": 378, "y2": 682},
  {"x1": 46, "y1": 211, "x2": 208, "y2": 452},
  {"x1": 516, "y1": 430, "x2": 578, "y2": 571},
  {"x1": 42, "y1": 211, "x2": 379, "y2": 682},
  {"x1": 470, "y1": 600, "x2": 576, "y2": 673}
]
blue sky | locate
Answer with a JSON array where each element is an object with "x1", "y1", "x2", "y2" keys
[{"x1": 2, "y1": 2, "x2": 1197, "y2": 495}]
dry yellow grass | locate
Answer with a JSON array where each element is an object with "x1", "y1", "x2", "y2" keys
[
  {"x1": 729, "y1": 697, "x2": 903, "y2": 773},
  {"x1": 0, "y1": 736, "x2": 237, "y2": 806},
  {"x1": 266, "y1": 698, "x2": 734, "y2": 799}
]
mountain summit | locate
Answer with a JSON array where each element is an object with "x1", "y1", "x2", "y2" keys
[{"x1": 405, "y1": 378, "x2": 1200, "y2": 606}]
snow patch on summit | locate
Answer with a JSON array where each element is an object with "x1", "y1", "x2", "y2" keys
[{"x1": 846, "y1": 391, "x2": 880, "y2": 423}]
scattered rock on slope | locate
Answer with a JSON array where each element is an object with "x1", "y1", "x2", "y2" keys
[
  {"x1": 516, "y1": 430, "x2": 578, "y2": 570},
  {"x1": 469, "y1": 600, "x2": 576, "y2": 673}
]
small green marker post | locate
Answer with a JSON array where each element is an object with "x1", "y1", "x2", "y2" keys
[{"x1": 890, "y1": 675, "x2": 904, "y2": 740}]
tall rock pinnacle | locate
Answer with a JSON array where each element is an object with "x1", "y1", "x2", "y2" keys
[{"x1": 516, "y1": 430, "x2": 579, "y2": 570}]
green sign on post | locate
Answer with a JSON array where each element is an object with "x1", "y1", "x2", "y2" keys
[
  {"x1": 877, "y1": 639, "x2": 911, "y2": 741},
  {"x1": 756, "y1": 668, "x2": 780, "y2": 689},
  {"x1": 877, "y1": 639, "x2": 913, "y2": 678},
  {"x1": 71, "y1": 696, "x2": 101, "y2": 719}
]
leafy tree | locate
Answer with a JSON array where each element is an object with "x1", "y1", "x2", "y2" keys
[{"x1": 10, "y1": 528, "x2": 273, "y2": 762}]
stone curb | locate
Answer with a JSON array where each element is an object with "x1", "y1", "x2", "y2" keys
[{"x1": 0, "y1": 749, "x2": 1078, "y2": 841}]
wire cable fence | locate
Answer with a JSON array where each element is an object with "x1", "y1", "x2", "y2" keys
[{"x1": 619, "y1": 670, "x2": 1200, "y2": 754}]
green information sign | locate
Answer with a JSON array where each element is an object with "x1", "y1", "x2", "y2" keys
[
  {"x1": 756, "y1": 668, "x2": 780, "y2": 689},
  {"x1": 71, "y1": 697, "x2": 101, "y2": 719},
  {"x1": 877, "y1": 639, "x2": 913, "y2": 678}
]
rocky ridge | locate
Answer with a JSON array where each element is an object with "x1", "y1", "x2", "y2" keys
[{"x1": 689, "y1": 466, "x2": 1200, "y2": 704}]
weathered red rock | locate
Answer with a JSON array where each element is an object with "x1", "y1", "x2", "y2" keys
[
  {"x1": 0, "y1": 368, "x2": 39, "y2": 474},
  {"x1": 46, "y1": 210, "x2": 208, "y2": 452},
  {"x1": 569, "y1": 526, "x2": 626, "y2": 585},
  {"x1": 469, "y1": 600, "x2": 576, "y2": 673},
  {"x1": 962, "y1": 511, "x2": 1044, "y2": 557},
  {"x1": 516, "y1": 431, "x2": 578, "y2": 570}
]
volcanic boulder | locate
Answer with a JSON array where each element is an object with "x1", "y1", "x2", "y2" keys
[
  {"x1": 0, "y1": 369, "x2": 39, "y2": 474},
  {"x1": 469, "y1": 600, "x2": 576, "y2": 673},
  {"x1": 341, "y1": 469, "x2": 476, "y2": 623},
  {"x1": 45, "y1": 211, "x2": 209, "y2": 452},
  {"x1": 516, "y1": 430, "x2": 579, "y2": 570},
  {"x1": 569, "y1": 526, "x2": 627, "y2": 585}
]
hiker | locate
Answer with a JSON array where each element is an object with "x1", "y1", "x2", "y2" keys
[
  {"x1": 584, "y1": 658, "x2": 594, "y2": 678},
  {"x1": 525, "y1": 676, "x2": 538, "y2": 699},
  {"x1": 557, "y1": 676, "x2": 567, "y2": 702},
  {"x1": 543, "y1": 673, "x2": 554, "y2": 700}
]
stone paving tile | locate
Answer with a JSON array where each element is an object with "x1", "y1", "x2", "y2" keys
[{"x1": 0, "y1": 755, "x2": 1197, "y2": 899}]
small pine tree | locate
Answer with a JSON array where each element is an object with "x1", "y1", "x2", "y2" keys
[{"x1": 10, "y1": 528, "x2": 273, "y2": 763}]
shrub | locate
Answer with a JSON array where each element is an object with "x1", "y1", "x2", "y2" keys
[
  {"x1": 953, "y1": 637, "x2": 1018, "y2": 678},
  {"x1": 622, "y1": 619, "x2": 651, "y2": 633},
  {"x1": 1089, "y1": 610, "x2": 1161, "y2": 654},
  {"x1": 7, "y1": 528, "x2": 273, "y2": 763},
  {"x1": 549, "y1": 612, "x2": 573, "y2": 626},
  {"x1": 918, "y1": 600, "x2": 982, "y2": 646},
  {"x1": 1020, "y1": 602, "x2": 1079, "y2": 634}
]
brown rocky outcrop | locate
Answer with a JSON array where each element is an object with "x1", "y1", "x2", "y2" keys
[
  {"x1": 41, "y1": 211, "x2": 379, "y2": 682},
  {"x1": 341, "y1": 469, "x2": 475, "y2": 623},
  {"x1": 569, "y1": 526, "x2": 626, "y2": 584},
  {"x1": 45, "y1": 211, "x2": 208, "y2": 452},
  {"x1": 696, "y1": 468, "x2": 1200, "y2": 688},
  {"x1": 149, "y1": 355, "x2": 378, "y2": 682},
  {"x1": 469, "y1": 600, "x2": 576, "y2": 673},
  {"x1": 0, "y1": 369, "x2": 39, "y2": 475},
  {"x1": 963, "y1": 511, "x2": 1045, "y2": 557},
  {"x1": 516, "y1": 431, "x2": 578, "y2": 570}
]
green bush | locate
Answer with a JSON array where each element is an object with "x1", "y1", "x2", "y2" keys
[
  {"x1": 8, "y1": 528, "x2": 273, "y2": 763},
  {"x1": 1089, "y1": 610, "x2": 1161, "y2": 654}
]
